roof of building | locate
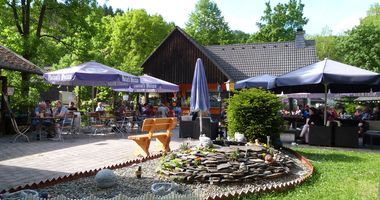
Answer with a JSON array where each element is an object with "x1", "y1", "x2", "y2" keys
[
  {"x1": 204, "y1": 40, "x2": 318, "y2": 81},
  {"x1": 141, "y1": 26, "x2": 318, "y2": 83},
  {"x1": 0, "y1": 44, "x2": 44, "y2": 75}
]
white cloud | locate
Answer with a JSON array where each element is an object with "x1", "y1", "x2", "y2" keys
[
  {"x1": 225, "y1": 15, "x2": 260, "y2": 33},
  {"x1": 332, "y1": 15, "x2": 362, "y2": 35}
]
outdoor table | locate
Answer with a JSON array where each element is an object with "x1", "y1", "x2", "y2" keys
[{"x1": 32, "y1": 116, "x2": 61, "y2": 140}]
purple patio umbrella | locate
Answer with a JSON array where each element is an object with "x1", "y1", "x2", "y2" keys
[
  {"x1": 112, "y1": 74, "x2": 179, "y2": 93},
  {"x1": 276, "y1": 58, "x2": 380, "y2": 125},
  {"x1": 235, "y1": 74, "x2": 276, "y2": 89},
  {"x1": 43, "y1": 61, "x2": 139, "y2": 86},
  {"x1": 190, "y1": 58, "x2": 210, "y2": 136}
]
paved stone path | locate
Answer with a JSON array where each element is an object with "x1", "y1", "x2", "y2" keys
[
  {"x1": 2, "y1": 127, "x2": 379, "y2": 192},
  {"x1": 0, "y1": 128, "x2": 198, "y2": 192}
]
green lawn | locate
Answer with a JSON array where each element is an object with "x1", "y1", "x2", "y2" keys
[{"x1": 238, "y1": 147, "x2": 380, "y2": 200}]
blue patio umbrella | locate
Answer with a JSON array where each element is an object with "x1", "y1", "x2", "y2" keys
[
  {"x1": 235, "y1": 74, "x2": 276, "y2": 89},
  {"x1": 43, "y1": 61, "x2": 139, "y2": 86},
  {"x1": 190, "y1": 58, "x2": 210, "y2": 135},
  {"x1": 276, "y1": 58, "x2": 380, "y2": 124},
  {"x1": 112, "y1": 74, "x2": 179, "y2": 93}
]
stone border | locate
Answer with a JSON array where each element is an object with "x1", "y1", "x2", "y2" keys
[{"x1": 1, "y1": 147, "x2": 314, "y2": 200}]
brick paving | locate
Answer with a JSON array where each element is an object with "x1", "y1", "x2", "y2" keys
[
  {"x1": 2, "y1": 128, "x2": 379, "y2": 193},
  {"x1": 0, "y1": 128, "x2": 197, "y2": 192}
]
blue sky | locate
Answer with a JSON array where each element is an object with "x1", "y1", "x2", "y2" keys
[{"x1": 98, "y1": 0, "x2": 379, "y2": 35}]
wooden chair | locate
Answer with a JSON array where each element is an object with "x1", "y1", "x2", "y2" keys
[
  {"x1": 60, "y1": 112, "x2": 77, "y2": 140},
  {"x1": 2, "y1": 95, "x2": 31, "y2": 143},
  {"x1": 88, "y1": 112, "x2": 107, "y2": 135},
  {"x1": 128, "y1": 117, "x2": 177, "y2": 157}
]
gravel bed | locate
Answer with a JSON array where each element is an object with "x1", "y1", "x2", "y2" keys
[{"x1": 39, "y1": 149, "x2": 310, "y2": 199}]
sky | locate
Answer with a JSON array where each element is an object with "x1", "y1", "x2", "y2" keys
[{"x1": 97, "y1": 0, "x2": 379, "y2": 36}]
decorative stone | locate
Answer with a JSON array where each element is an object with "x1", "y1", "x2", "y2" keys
[
  {"x1": 239, "y1": 163, "x2": 247, "y2": 171},
  {"x1": 217, "y1": 163, "x2": 232, "y2": 170},
  {"x1": 95, "y1": 169, "x2": 117, "y2": 189},
  {"x1": 250, "y1": 158, "x2": 264, "y2": 163},
  {"x1": 234, "y1": 132, "x2": 246, "y2": 143},
  {"x1": 151, "y1": 182, "x2": 179, "y2": 196},
  {"x1": 199, "y1": 135, "x2": 213, "y2": 147},
  {"x1": 265, "y1": 154, "x2": 273, "y2": 163}
]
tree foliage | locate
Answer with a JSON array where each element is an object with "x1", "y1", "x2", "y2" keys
[
  {"x1": 185, "y1": 0, "x2": 231, "y2": 45},
  {"x1": 337, "y1": 23, "x2": 380, "y2": 72},
  {"x1": 250, "y1": 0, "x2": 308, "y2": 42},
  {"x1": 92, "y1": 9, "x2": 173, "y2": 74},
  {"x1": 312, "y1": 26, "x2": 342, "y2": 61},
  {"x1": 229, "y1": 30, "x2": 251, "y2": 44}
]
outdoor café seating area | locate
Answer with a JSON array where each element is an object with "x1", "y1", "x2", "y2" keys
[{"x1": 281, "y1": 103, "x2": 380, "y2": 148}]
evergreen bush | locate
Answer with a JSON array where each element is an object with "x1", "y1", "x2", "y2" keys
[{"x1": 226, "y1": 88, "x2": 284, "y2": 142}]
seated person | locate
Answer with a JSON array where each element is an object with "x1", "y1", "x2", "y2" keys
[
  {"x1": 142, "y1": 104, "x2": 154, "y2": 117},
  {"x1": 353, "y1": 106, "x2": 363, "y2": 120},
  {"x1": 167, "y1": 105, "x2": 175, "y2": 117},
  {"x1": 299, "y1": 107, "x2": 323, "y2": 143},
  {"x1": 31, "y1": 101, "x2": 55, "y2": 139},
  {"x1": 157, "y1": 103, "x2": 169, "y2": 118},
  {"x1": 358, "y1": 107, "x2": 372, "y2": 135},
  {"x1": 68, "y1": 101, "x2": 78, "y2": 111},
  {"x1": 174, "y1": 105, "x2": 182, "y2": 120},
  {"x1": 96, "y1": 102, "x2": 105, "y2": 112},
  {"x1": 292, "y1": 105, "x2": 302, "y2": 116},
  {"x1": 370, "y1": 107, "x2": 380, "y2": 120},
  {"x1": 44, "y1": 100, "x2": 53, "y2": 117},
  {"x1": 114, "y1": 101, "x2": 128, "y2": 121},
  {"x1": 52, "y1": 100, "x2": 69, "y2": 140},
  {"x1": 327, "y1": 106, "x2": 338, "y2": 121}
]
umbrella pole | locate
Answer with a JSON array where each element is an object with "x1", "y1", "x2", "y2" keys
[
  {"x1": 324, "y1": 84, "x2": 328, "y2": 126},
  {"x1": 199, "y1": 111, "x2": 203, "y2": 136}
]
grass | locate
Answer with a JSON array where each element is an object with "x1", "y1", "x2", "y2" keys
[{"x1": 237, "y1": 147, "x2": 380, "y2": 200}]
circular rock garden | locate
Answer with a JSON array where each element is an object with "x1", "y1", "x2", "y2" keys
[
  {"x1": 37, "y1": 143, "x2": 311, "y2": 199},
  {"x1": 159, "y1": 143, "x2": 294, "y2": 184}
]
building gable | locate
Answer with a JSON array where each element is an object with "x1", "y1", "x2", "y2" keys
[
  {"x1": 142, "y1": 27, "x2": 229, "y2": 85},
  {"x1": 142, "y1": 27, "x2": 318, "y2": 84}
]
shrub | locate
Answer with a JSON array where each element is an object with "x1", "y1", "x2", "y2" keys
[{"x1": 226, "y1": 88, "x2": 284, "y2": 142}]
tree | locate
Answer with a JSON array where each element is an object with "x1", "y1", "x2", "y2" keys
[
  {"x1": 337, "y1": 23, "x2": 380, "y2": 72},
  {"x1": 335, "y1": 3, "x2": 380, "y2": 73},
  {"x1": 185, "y1": 0, "x2": 231, "y2": 45},
  {"x1": 250, "y1": 0, "x2": 308, "y2": 42},
  {"x1": 0, "y1": 0, "x2": 105, "y2": 111},
  {"x1": 229, "y1": 30, "x2": 251, "y2": 44},
  {"x1": 312, "y1": 26, "x2": 342, "y2": 61},
  {"x1": 363, "y1": 3, "x2": 380, "y2": 26},
  {"x1": 90, "y1": 9, "x2": 173, "y2": 74}
]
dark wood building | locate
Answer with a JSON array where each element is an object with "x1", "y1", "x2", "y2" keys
[{"x1": 141, "y1": 26, "x2": 318, "y2": 114}]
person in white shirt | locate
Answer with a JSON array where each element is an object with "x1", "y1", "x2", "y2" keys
[
  {"x1": 157, "y1": 103, "x2": 169, "y2": 118},
  {"x1": 96, "y1": 102, "x2": 105, "y2": 112}
]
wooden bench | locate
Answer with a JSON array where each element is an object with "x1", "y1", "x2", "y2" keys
[{"x1": 128, "y1": 117, "x2": 177, "y2": 157}]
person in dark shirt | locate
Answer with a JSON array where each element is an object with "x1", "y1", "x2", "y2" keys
[
  {"x1": 68, "y1": 101, "x2": 78, "y2": 111},
  {"x1": 299, "y1": 107, "x2": 323, "y2": 143},
  {"x1": 370, "y1": 107, "x2": 380, "y2": 120}
]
